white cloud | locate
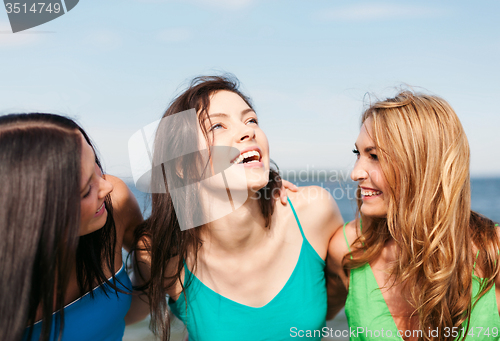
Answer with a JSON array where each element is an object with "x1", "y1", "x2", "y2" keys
[
  {"x1": 316, "y1": 3, "x2": 445, "y2": 22},
  {"x1": 0, "y1": 22, "x2": 47, "y2": 48},
  {"x1": 157, "y1": 27, "x2": 191, "y2": 43}
]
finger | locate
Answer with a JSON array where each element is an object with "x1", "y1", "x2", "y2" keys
[
  {"x1": 280, "y1": 188, "x2": 288, "y2": 205},
  {"x1": 282, "y1": 180, "x2": 298, "y2": 192}
]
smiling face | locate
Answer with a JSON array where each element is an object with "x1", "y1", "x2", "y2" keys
[
  {"x1": 202, "y1": 90, "x2": 270, "y2": 192},
  {"x1": 79, "y1": 133, "x2": 114, "y2": 236},
  {"x1": 351, "y1": 118, "x2": 390, "y2": 218}
]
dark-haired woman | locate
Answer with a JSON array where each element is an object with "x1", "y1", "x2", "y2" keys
[
  {"x1": 135, "y1": 76, "x2": 345, "y2": 341},
  {"x1": 0, "y1": 113, "x2": 148, "y2": 341}
]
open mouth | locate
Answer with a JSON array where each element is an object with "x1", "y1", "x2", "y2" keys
[{"x1": 231, "y1": 150, "x2": 262, "y2": 165}]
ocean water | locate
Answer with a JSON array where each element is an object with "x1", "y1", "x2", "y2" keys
[{"x1": 123, "y1": 177, "x2": 500, "y2": 341}]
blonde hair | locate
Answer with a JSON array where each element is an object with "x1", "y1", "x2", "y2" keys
[{"x1": 346, "y1": 91, "x2": 500, "y2": 341}]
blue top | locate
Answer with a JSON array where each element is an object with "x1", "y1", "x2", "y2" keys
[
  {"x1": 169, "y1": 197, "x2": 327, "y2": 341},
  {"x1": 23, "y1": 265, "x2": 133, "y2": 341}
]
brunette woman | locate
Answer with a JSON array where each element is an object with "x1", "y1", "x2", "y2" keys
[
  {"x1": 0, "y1": 113, "x2": 148, "y2": 341},
  {"x1": 136, "y1": 75, "x2": 345, "y2": 341}
]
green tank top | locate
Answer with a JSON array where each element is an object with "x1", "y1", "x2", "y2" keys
[
  {"x1": 169, "y1": 198, "x2": 327, "y2": 340},
  {"x1": 343, "y1": 222, "x2": 500, "y2": 340}
]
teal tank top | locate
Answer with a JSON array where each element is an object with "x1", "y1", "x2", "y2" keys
[
  {"x1": 169, "y1": 198, "x2": 327, "y2": 340},
  {"x1": 342, "y1": 222, "x2": 500, "y2": 340},
  {"x1": 23, "y1": 264, "x2": 133, "y2": 341}
]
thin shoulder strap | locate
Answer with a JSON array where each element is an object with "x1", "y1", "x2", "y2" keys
[
  {"x1": 342, "y1": 222, "x2": 353, "y2": 260},
  {"x1": 343, "y1": 219, "x2": 364, "y2": 260},
  {"x1": 473, "y1": 250, "x2": 480, "y2": 275},
  {"x1": 288, "y1": 197, "x2": 306, "y2": 239}
]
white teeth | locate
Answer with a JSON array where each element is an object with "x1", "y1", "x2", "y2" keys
[
  {"x1": 232, "y1": 150, "x2": 261, "y2": 164},
  {"x1": 96, "y1": 202, "x2": 105, "y2": 213},
  {"x1": 361, "y1": 190, "x2": 382, "y2": 197}
]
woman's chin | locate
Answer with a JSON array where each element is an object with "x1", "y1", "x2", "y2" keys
[
  {"x1": 360, "y1": 205, "x2": 387, "y2": 219},
  {"x1": 245, "y1": 166, "x2": 269, "y2": 181},
  {"x1": 79, "y1": 211, "x2": 108, "y2": 236}
]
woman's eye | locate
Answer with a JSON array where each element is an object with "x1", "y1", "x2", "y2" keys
[
  {"x1": 247, "y1": 118, "x2": 258, "y2": 125},
  {"x1": 209, "y1": 123, "x2": 223, "y2": 131},
  {"x1": 83, "y1": 186, "x2": 92, "y2": 198},
  {"x1": 352, "y1": 149, "x2": 360, "y2": 158},
  {"x1": 370, "y1": 154, "x2": 378, "y2": 160}
]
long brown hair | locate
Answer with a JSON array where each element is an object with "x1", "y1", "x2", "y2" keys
[
  {"x1": 136, "y1": 75, "x2": 282, "y2": 341},
  {"x1": 345, "y1": 92, "x2": 500, "y2": 340},
  {"x1": 0, "y1": 113, "x2": 119, "y2": 341}
]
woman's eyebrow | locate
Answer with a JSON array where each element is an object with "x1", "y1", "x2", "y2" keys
[
  {"x1": 241, "y1": 108, "x2": 255, "y2": 116},
  {"x1": 354, "y1": 143, "x2": 376, "y2": 153},
  {"x1": 208, "y1": 109, "x2": 255, "y2": 119},
  {"x1": 208, "y1": 113, "x2": 229, "y2": 119}
]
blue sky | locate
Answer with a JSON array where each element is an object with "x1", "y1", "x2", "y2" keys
[{"x1": 1, "y1": 0, "x2": 499, "y2": 180}]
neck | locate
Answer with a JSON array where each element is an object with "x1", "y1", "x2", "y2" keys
[{"x1": 200, "y1": 191, "x2": 271, "y2": 254}]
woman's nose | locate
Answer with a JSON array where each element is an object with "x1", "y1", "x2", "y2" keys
[
  {"x1": 351, "y1": 160, "x2": 368, "y2": 182},
  {"x1": 98, "y1": 176, "x2": 114, "y2": 198},
  {"x1": 237, "y1": 123, "x2": 255, "y2": 142}
]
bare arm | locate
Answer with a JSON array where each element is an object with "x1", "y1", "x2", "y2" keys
[
  {"x1": 107, "y1": 175, "x2": 143, "y2": 252},
  {"x1": 125, "y1": 241, "x2": 151, "y2": 325},
  {"x1": 106, "y1": 175, "x2": 150, "y2": 325},
  {"x1": 325, "y1": 263, "x2": 348, "y2": 320},
  {"x1": 325, "y1": 221, "x2": 356, "y2": 320}
]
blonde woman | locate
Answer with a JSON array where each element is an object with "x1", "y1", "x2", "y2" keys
[{"x1": 328, "y1": 91, "x2": 500, "y2": 341}]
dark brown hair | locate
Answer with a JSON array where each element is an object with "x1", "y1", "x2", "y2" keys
[
  {"x1": 136, "y1": 75, "x2": 282, "y2": 341},
  {"x1": 0, "y1": 113, "x2": 119, "y2": 341}
]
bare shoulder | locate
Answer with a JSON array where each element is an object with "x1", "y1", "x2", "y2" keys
[
  {"x1": 106, "y1": 175, "x2": 135, "y2": 209},
  {"x1": 287, "y1": 186, "x2": 342, "y2": 225},
  {"x1": 328, "y1": 220, "x2": 357, "y2": 270},
  {"x1": 105, "y1": 175, "x2": 143, "y2": 250},
  {"x1": 286, "y1": 186, "x2": 344, "y2": 259}
]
